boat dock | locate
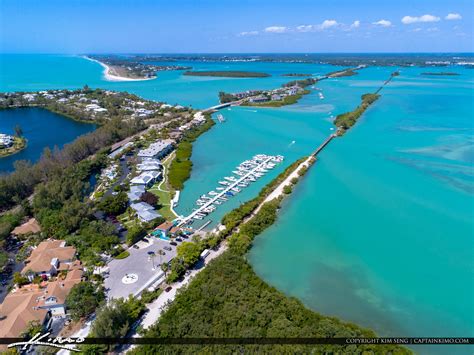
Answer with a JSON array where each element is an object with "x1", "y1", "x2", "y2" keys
[{"x1": 177, "y1": 155, "x2": 279, "y2": 227}]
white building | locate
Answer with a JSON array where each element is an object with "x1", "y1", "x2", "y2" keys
[
  {"x1": 137, "y1": 139, "x2": 174, "y2": 159},
  {"x1": 0, "y1": 133, "x2": 14, "y2": 148}
]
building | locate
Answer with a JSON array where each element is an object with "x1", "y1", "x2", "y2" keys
[
  {"x1": 127, "y1": 185, "x2": 146, "y2": 202},
  {"x1": 130, "y1": 202, "x2": 161, "y2": 222},
  {"x1": 0, "y1": 264, "x2": 83, "y2": 338},
  {"x1": 130, "y1": 170, "x2": 162, "y2": 187},
  {"x1": 21, "y1": 240, "x2": 76, "y2": 281},
  {"x1": 11, "y1": 218, "x2": 41, "y2": 236},
  {"x1": 271, "y1": 94, "x2": 282, "y2": 101},
  {"x1": 0, "y1": 133, "x2": 14, "y2": 148},
  {"x1": 249, "y1": 95, "x2": 269, "y2": 103},
  {"x1": 154, "y1": 221, "x2": 174, "y2": 238},
  {"x1": 136, "y1": 159, "x2": 162, "y2": 172},
  {"x1": 137, "y1": 139, "x2": 174, "y2": 159}
]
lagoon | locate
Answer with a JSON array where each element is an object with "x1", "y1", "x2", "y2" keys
[{"x1": 0, "y1": 107, "x2": 96, "y2": 172}]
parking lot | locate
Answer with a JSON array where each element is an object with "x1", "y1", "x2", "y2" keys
[{"x1": 103, "y1": 237, "x2": 177, "y2": 299}]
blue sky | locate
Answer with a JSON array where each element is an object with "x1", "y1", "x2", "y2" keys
[{"x1": 1, "y1": 0, "x2": 472, "y2": 53}]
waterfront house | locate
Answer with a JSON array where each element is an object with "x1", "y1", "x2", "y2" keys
[
  {"x1": 155, "y1": 221, "x2": 174, "y2": 238},
  {"x1": 137, "y1": 139, "x2": 174, "y2": 160},
  {"x1": 0, "y1": 133, "x2": 14, "y2": 148},
  {"x1": 249, "y1": 95, "x2": 269, "y2": 103},
  {"x1": 21, "y1": 240, "x2": 76, "y2": 281},
  {"x1": 271, "y1": 94, "x2": 282, "y2": 101},
  {"x1": 128, "y1": 185, "x2": 146, "y2": 202}
]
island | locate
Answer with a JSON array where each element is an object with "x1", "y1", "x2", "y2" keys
[
  {"x1": 326, "y1": 68, "x2": 359, "y2": 78},
  {"x1": 87, "y1": 55, "x2": 192, "y2": 81},
  {"x1": 219, "y1": 76, "x2": 319, "y2": 107},
  {"x1": 183, "y1": 70, "x2": 270, "y2": 78},
  {"x1": 421, "y1": 72, "x2": 460, "y2": 76},
  {"x1": 0, "y1": 133, "x2": 26, "y2": 157},
  {"x1": 281, "y1": 73, "x2": 313, "y2": 77}
]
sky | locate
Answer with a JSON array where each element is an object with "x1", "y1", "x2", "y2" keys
[{"x1": 0, "y1": 0, "x2": 473, "y2": 53}]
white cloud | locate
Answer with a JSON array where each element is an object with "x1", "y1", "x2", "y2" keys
[
  {"x1": 373, "y1": 19, "x2": 392, "y2": 27},
  {"x1": 350, "y1": 20, "x2": 361, "y2": 29},
  {"x1": 296, "y1": 19, "x2": 339, "y2": 32},
  {"x1": 445, "y1": 13, "x2": 462, "y2": 20},
  {"x1": 264, "y1": 26, "x2": 288, "y2": 33},
  {"x1": 426, "y1": 27, "x2": 439, "y2": 32},
  {"x1": 320, "y1": 19, "x2": 338, "y2": 29},
  {"x1": 401, "y1": 14, "x2": 440, "y2": 24},
  {"x1": 296, "y1": 25, "x2": 315, "y2": 32},
  {"x1": 238, "y1": 31, "x2": 258, "y2": 36}
]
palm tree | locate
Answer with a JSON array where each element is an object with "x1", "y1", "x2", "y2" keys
[
  {"x1": 161, "y1": 262, "x2": 169, "y2": 276},
  {"x1": 149, "y1": 252, "x2": 156, "y2": 270},
  {"x1": 157, "y1": 249, "x2": 165, "y2": 266}
]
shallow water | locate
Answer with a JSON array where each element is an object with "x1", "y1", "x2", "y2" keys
[{"x1": 1, "y1": 55, "x2": 472, "y2": 353}]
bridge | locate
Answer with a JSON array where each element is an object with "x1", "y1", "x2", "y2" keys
[{"x1": 177, "y1": 156, "x2": 274, "y2": 226}]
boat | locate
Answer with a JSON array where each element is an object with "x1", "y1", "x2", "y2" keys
[
  {"x1": 224, "y1": 176, "x2": 236, "y2": 182},
  {"x1": 218, "y1": 181, "x2": 229, "y2": 185},
  {"x1": 231, "y1": 187, "x2": 241, "y2": 193},
  {"x1": 216, "y1": 187, "x2": 224, "y2": 191},
  {"x1": 209, "y1": 191, "x2": 218, "y2": 196},
  {"x1": 216, "y1": 114, "x2": 225, "y2": 123}
]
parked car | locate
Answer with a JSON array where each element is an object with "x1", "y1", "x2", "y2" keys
[
  {"x1": 165, "y1": 286, "x2": 172, "y2": 292},
  {"x1": 175, "y1": 237, "x2": 183, "y2": 242},
  {"x1": 164, "y1": 246, "x2": 172, "y2": 251},
  {"x1": 143, "y1": 237, "x2": 149, "y2": 243},
  {"x1": 133, "y1": 245, "x2": 139, "y2": 249},
  {"x1": 170, "y1": 241, "x2": 178, "y2": 246}
]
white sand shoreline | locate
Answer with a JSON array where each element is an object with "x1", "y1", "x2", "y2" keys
[{"x1": 82, "y1": 56, "x2": 157, "y2": 82}]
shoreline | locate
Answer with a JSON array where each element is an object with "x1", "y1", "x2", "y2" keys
[
  {"x1": 0, "y1": 137, "x2": 27, "y2": 158},
  {"x1": 82, "y1": 56, "x2": 157, "y2": 82}
]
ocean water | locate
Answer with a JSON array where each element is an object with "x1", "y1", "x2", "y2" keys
[
  {"x1": 248, "y1": 66, "x2": 474, "y2": 352},
  {"x1": 0, "y1": 107, "x2": 96, "y2": 172},
  {"x1": 0, "y1": 55, "x2": 472, "y2": 353}
]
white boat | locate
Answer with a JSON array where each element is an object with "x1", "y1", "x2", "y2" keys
[
  {"x1": 224, "y1": 176, "x2": 236, "y2": 182},
  {"x1": 218, "y1": 181, "x2": 229, "y2": 185},
  {"x1": 231, "y1": 187, "x2": 241, "y2": 193},
  {"x1": 216, "y1": 187, "x2": 224, "y2": 191},
  {"x1": 209, "y1": 191, "x2": 218, "y2": 196}
]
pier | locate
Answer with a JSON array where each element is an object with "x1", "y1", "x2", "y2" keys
[
  {"x1": 177, "y1": 156, "x2": 274, "y2": 226},
  {"x1": 312, "y1": 133, "x2": 337, "y2": 157}
]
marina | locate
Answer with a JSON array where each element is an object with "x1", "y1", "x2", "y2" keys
[{"x1": 177, "y1": 154, "x2": 283, "y2": 226}]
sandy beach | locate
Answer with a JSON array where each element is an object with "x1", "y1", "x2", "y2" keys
[{"x1": 82, "y1": 56, "x2": 157, "y2": 82}]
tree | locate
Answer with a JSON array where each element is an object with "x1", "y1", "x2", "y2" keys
[
  {"x1": 98, "y1": 192, "x2": 128, "y2": 215},
  {"x1": 82, "y1": 297, "x2": 145, "y2": 353},
  {"x1": 21, "y1": 320, "x2": 43, "y2": 339},
  {"x1": 126, "y1": 225, "x2": 146, "y2": 246},
  {"x1": 140, "y1": 191, "x2": 158, "y2": 207},
  {"x1": 0, "y1": 251, "x2": 8, "y2": 270},
  {"x1": 14, "y1": 124, "x2": 23, "y2": 137},
  {"x1": 13, "y1": 272, "x2": 29, "y2": 286},
  {"x1": 66, "y1": 282, "x2": 105, "y2": 321},
  {"x1": 161, "y1": 262, "x2": 169, "y2": 276},
  {"x1": 176, "y1": 242, "x2": 201, "y2": 268}
]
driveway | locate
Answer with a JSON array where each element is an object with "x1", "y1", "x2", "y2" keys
[{"x1": 103, "y1": 237, "x2": 177, "y2": 299}]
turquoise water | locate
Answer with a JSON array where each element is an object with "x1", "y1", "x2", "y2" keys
[
  {"x1": 1, "y1": 55, "x2": 473, "y2": 352},
  {"x1": 248, "y1": 67, "x2": 474, "y2": 350},
  {"x1": 0, "y1": 107, "x2": 96, "y2": 172}
]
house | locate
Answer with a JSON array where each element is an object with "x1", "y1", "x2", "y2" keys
[
  {"x1": 130, "y1": 202, "x2": 161, "y2": 222},
  {"x1": 21, "y1": 240, "x2": 76, "y2": 281},
  {"x1": 137, "y1": 209, "x2": 161, "y2": 223},
  {"x1": 130, "y1": 171, "x2": 162, "y2": 187},
  {"x1": 11, "y1": 218, "x2": 41, "y2": 236},
  {"x1": 136, "y1": 159, "x2": 162, "y2": 172},
  {"x1": 249, "y1": 95, "x2": 269, "y2": 103},
  {"x1": 0, "y1": 134, "x2": 14, "y2": 148},
  {"x1": 0, "y1": 265, "x2": 83, "y2": 338},
  {"x1": 127, "y1": 185, "x2": 146, "y2": 202},
  {"x1": 154, "y1": 221, "x2": 174, "y2": 238},
  {"x1": 271, "y1": 94, "x2": 282, "y2": 101},
  {"x1": 137, "y1": 139, "x2": 174, "y2": 159}
]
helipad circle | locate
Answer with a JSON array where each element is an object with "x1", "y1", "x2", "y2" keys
[{"x1": 122, "y1": 273, "x2": 139, "y2": 284}]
